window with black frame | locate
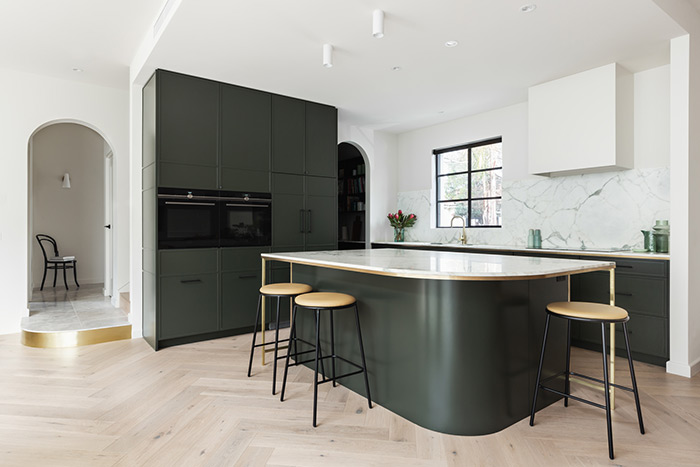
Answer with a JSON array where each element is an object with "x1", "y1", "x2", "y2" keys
[{"x1": 434, "y1": 138, "x2": 502, "y2": 228}]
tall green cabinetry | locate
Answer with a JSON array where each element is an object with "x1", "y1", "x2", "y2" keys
[{"x1": 142, "y1": 70, "x2": 337, "y2": 350}]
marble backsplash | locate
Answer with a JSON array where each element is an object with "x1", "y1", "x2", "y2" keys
[{"x1": 395, "y1": 168, "x2": 670, "y2": 250}]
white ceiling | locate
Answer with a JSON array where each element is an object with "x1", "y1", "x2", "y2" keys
[
  {"x1": 0, "y1": 0, "x2": 163, "y2": 88},
  {"x1": 0, "y1": 0, "x2": 687, "y2": 133}
]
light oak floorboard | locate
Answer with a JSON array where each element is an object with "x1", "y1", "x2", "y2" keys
[{"x1": 0, "y1": 333, "x2": 698, "y2": 466}]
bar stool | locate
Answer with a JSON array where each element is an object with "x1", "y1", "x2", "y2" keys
[
  {"x1": 529, "y1": 301, "x2": 645, "y2": 460},
  {"x1": 280, "y1": 292, "x2": 372, "y2": 427},
  {"x1": 247, "y1": 282, "x2": 312, "y2": 395}
]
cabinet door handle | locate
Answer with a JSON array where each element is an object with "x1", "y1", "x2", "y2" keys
[
  {"x1": 616, "y1": 265, "x2": 633, "y2": 269},
  {"x1": 299, "y1": 209, "x2": 305, "y2": 233},
  {"x1": 616, "y1": 292, "x2": 633, "y2": 297},
  {"x1": 180, "y1": 279, "x2": 202, "y2": 284},
  {"x1": 307, "y1": 210, "x2": 312, "y2": 233},
  {"x1": 238, "y1": 274, "x2": 257, "y2": 279}
]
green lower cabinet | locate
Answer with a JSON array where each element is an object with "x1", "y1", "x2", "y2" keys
[
  {"x1": 160, "y1": 273, "x2": 219, "y2": 339},
  {"x1": 221, "y1": 270, "x2": 261, "y2": 331}
]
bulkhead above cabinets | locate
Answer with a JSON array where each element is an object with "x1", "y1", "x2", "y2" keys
[{"x1": 528, "y1": 63, "x2": 634, "y2": 176}]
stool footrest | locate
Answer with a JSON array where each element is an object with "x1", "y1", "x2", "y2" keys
[
  {"x1": 540, "y1": 386, "x2": 607, "y2": 410},
  {"x1": 252, "y1": 337, "x2": 290, "y2": 349},
  {"x1": 318, "y1": 369, "x2": 365, "y2": 385},
  {"x1": 570, "y1": 371, "x2": 635, "y2": 393}
]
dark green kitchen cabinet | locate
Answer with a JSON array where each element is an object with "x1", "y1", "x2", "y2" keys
[
  {"x1": 220, "y1": 84, "x2": 271, "y2": 192},
  {"x1": 305, "y1": 102, "x2": 338, "y2": 178},
  {"x1": 159, "y1": 273, "x2": 219, "y2": 339},
  {"x1": 220, "y1": 247, "x2": 268, "y2": 331},
  {"x1": 272, "y1": 97, "x2": 337, "y2": 177},
  {"x1": 221, "y1": 270, "x2": 262, "y2": 330},
  {"x1": 272, "y1": 174, "x2": 337, "y2": 251},
  {"x1": 157, "y1": 70, "x2": 219, "y2": 189},
  {"x1": 272, "y1": 96, "x2": 305, "y2": 175}
]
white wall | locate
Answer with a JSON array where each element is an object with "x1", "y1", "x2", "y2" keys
[
  {"x1": 337, "y1": 123, "x2": 399, "y2": 243},
  {"x1": 0, "y1": 68, "x2": 129, "y2": 334},
  {"x1": 31, "y1": 123, "x2": 105, "y2": 287}
]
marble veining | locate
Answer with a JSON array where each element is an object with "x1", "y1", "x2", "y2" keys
[
  {"x1": 263, "y1": 249, "x2": 614, "y2": 280},
  {"x1": 395, "y1": 168, "x2": 670, "y2": 250}
]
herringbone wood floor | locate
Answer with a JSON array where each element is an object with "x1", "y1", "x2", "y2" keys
[{"x1": 0, "y1": 332, "x2": 698, "y2": 466}]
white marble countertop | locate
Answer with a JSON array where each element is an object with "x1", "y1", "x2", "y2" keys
[
  {"x1": 262, "y1": 249, "x2": 615, "y2": 281},
  {"x1": 371, "y1": 241, "x2": 670, "y2": 261}
]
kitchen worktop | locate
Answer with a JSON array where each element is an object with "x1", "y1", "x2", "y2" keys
[
  {"x1": 262, "y1": 248, "x2": 614, "y2": 281},
  {"x1": 370, "y1": 241, "x2": 670, "y2": 260}
]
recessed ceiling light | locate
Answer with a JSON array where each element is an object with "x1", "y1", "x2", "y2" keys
[
  {"x1": 437, "y1": 111, "x2": 445, "y2": 114},
  {"x1": 72, "y1": 67, "x2": 83, "y2": 72},
  {"x1": 520, "y1": 4, "x2": 537, "y2": 13},
  {"x1": 444, "y1": 40, "x2": 458, "y2": 48},
  {"x1": 392, "y1": 66, "x2": 401, "y2": 71}
]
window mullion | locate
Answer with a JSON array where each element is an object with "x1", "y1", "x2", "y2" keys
[{"x1": 467, "y1": 147, "x2": 472, "y2": 227}]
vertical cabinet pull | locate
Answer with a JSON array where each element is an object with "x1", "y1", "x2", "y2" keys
[
  {"x1": 299, "y1": 209, "x2": 305, "y2": 233},
  {"x1": 307, "y1": 210, "x2": 312, "y2": 233}
]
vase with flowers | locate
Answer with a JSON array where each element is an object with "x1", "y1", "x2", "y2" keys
[{"x1": 387, "y1": 210, "x2": 417, "y2": 242}]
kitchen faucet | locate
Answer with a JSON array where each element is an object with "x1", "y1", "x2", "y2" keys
[{"x1": 450, "y1": 215, "x2": 467, "y2": 245}]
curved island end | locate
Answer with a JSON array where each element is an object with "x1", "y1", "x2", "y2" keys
[{"x1": 261, "y1": 248, "x2": 614, "y2": 436}]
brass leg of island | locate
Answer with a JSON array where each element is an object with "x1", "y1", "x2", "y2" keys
[
  {"x1": 610, "y1": 268, "x2": 615, "y2": 410},
  {"x1": 261, "y1": 258, "x2": 266, "y2": 366}
]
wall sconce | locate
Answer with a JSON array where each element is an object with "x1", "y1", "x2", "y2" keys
[
  {"x1": 62, "y1": 172, "x2": 71, "y2": 189},
  {"x1": 323, "y1": 43, "x2": 333, "y2": 68}
]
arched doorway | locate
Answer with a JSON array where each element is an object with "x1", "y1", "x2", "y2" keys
[
  {"x1": 338, "y1": 142, "x2": 370, "y2": 249},
  {"x1": 25, "y1": 121, "x2": 127, "y2": 340}
]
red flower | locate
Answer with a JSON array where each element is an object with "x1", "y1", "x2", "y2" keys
[
  {"x1": 398, "y1": 210, "x2": 403, "y2": 215},
  {"x1": 395, "y1": 214, "x2": 399, "y2": 219},
  {"x1": 409, "y1": 214, "x2": 415, "y2": 219}
]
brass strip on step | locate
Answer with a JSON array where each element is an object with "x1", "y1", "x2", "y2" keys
[{"x1": 21, "y1": 325, "x2": 132, "y2": 349}]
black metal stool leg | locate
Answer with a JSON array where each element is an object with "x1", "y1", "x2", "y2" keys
[
  {"x1": 53, "y1": 266, "x2": 57, "y2": 287},
  {"x1": 40, "y1": 264, "x2": 47, "y2": 291},
  {"x1": 73, "y1": 261, "x2": 80, "y2": 288},
  {"x1": 280, "y1": 305, "x2": 298, "y2": 402},
  {"x1": 601, "y1": 323, "x2": 614, "y2": 460},
  {"x1": 530, "y1": 313, "x2": 551, "y2": 426},
  {"x1": 565, "y1": 319, "x2": 571, "y2": 407},
  {"x1": 272, "y1": 296, "x2": 282, "y2": 395},
  {"x1": 247, "y1": 294, "x2": 263, "y2": 377},
  {"x1": 329, "y1": 308, "x2": 337, "y2": 387},
  {"x1": 313, "y1": 309, "x2": 321, "y2": 427},
  {"x1": 622, "y1": 322, "x2": 645, "y2": 434},
  {"x1": 62, "y1": 263, "x2": 68, "y2": 290},
  {"x1": 354, "y1": 304, "x2": 372, "y2": 408}
]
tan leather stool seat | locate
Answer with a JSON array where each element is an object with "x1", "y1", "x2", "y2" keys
[
  {"x1": 260, "y1": 283, "x2": 312, "y2": 296},
  {"x1": 547, "y1": 301, "x2": 628, "y2": 321},
  {"x1": 295, "y1": 292, "x2": 356, "y2": 308}
]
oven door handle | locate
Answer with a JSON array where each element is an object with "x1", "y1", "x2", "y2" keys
[
  {"x1": 220, "y1": 197, "x2": 271, "y2": 203},
  {"x1": 225, "y1": 203, "x2": 270, "y2": 208},
  {"x1": 164, "y1": 201, "x2": 216, "y2": 206}
]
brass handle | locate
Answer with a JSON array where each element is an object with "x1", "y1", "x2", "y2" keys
[{"x1": 615, "y1": 292, "x2": 633, "y2": 297}]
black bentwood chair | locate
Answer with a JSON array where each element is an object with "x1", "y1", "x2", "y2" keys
[{"x1": 36, "y1": 234, "x2": 79, "y2": 291}]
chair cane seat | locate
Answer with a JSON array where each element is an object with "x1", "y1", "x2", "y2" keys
[
  {"x1": 295, "y1": 292, "x2": 356, "y2": 309},
  {"x1": 547, "y1": 301, "x2": 628, "y2": 322},
  {"x1": 259, "y1": 283, "x2": 312, "y2": 296}
]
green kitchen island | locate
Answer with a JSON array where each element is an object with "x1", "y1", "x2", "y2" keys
[{"x1": 260, "y1": 248, "x2": 614, "y2": 435}]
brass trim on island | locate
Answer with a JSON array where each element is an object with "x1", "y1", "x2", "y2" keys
[{"x1": 21, "y1": 325, "x2": 132, "y2": 349}]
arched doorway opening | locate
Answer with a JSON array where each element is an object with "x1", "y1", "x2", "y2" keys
[
  {"x1": 338, "y1": 142, "x2": 370, "y2": 249},
  {"x1": 25, "y1": 121, "x2": 125, "y2": 336}
]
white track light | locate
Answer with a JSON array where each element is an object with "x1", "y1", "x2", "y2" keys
[
  {"x1": 323, "y1": 43, "x2": 333, "y2": 68},
  {"x1": 373, "y1": 10, "x2": 384, "y2": 38}
]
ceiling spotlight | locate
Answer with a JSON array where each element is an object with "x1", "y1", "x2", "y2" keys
[
  {"x1": 444, "y1": 40, "x2": 459, "y2": 48},
  {"x1": 323, "y1": 44, "x2": 333, "y2": 68},
  {"x1": 520, "y1": 4, "x2": 537, "y2": 13},
  {"x1": 373, "y1": 10, "x2": 385, "y2": 38},
  {"x1": 72, "y1": 67, "x2": 83, "y2": 72},
  {"x1": 391, "y1": 66, "x2": 401, "y2": 71}
]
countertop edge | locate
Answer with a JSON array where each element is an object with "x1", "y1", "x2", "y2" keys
[{"x1": 370, "y1": 242, "x2": 670, "y2": 261}]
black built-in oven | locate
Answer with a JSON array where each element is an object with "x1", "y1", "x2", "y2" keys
[
  {"x1": 219, "y1": 191, "x2": 272, "y2": 247},
  {"x1": 157, "y1": 188, "x2": 219, "y2": 249}
]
